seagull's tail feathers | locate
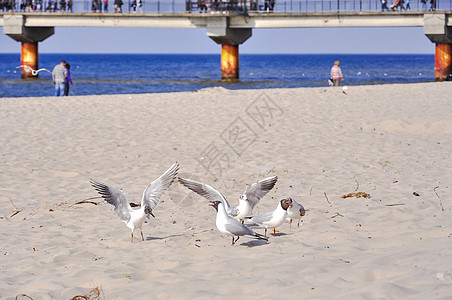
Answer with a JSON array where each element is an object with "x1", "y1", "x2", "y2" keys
[{"x1": 253, "y1": 232, "x2": 268, "y2": 241}]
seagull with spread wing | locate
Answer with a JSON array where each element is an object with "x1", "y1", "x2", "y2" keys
[
  {"x1": 178, "y1": 176, "x2": 277, "y2": 223},
  {"x1": 16, "y1": 65, "x2": 52, "y2": 76},
  {"x1": 89, "y1": 162, "x2": 179, "y2": 242}
]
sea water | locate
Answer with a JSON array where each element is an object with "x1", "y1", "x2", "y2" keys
[{"x1": 0, "y1": 53, "x2": 434, "y2": 97}]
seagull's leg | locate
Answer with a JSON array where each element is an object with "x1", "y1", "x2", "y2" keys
[
  {"x1": 264, "y1": 228, "x2": 267, "y2": 237},
  {"x1": 273, "y1": 228, "x2": 276, "y2": 236},
  {"x1": 234, "y1": 236, "x2": 240, "y2": 244},
  {"x1": 141, "y1": 231, "x2": 145, "y2": 241},
  {"x1": 289, "y1": 218, "x2": 293, "y2": 229},
  {"x1": 131, "y1": 232, "x2": 134, "y2": 243},
  {"x1": 231, "y1": 236, "x2": 235, "y2": 245},
  {"x1": 298, "y1": 220, "x2": 300, "y2": 228},
  {"x1": 241, "y1": 220, "x2": 244, "y2": 224}
]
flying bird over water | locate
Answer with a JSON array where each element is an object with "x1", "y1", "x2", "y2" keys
[
  {"x1": 178, "y1": 176, "x2": 277, "y2": 223},
  {"x1": 90, "y1": 162, "x2": 179, "y2": 242},
  {"x1": 209, "y1": 200, "x2": 268, "y2": 245},
  {"x1": 16, "y1": 65, "x2": 52, "y2": 76}
]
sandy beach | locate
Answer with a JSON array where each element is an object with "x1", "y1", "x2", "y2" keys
[{"x1": 1, "y1": 82, "x2": 451, "y2": 299}]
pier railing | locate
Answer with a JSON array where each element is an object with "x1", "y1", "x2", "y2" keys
[{"x1": 0, "y1": 0, "x2": 450, "y2": 14}]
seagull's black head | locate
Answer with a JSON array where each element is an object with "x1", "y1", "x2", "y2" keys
[
  {"x1": 144, "y1": 206, "x2": 155, "y2": 218},
  {"x1": 208, "y1": 201, "x2": 221, "y2": 212},
  {"x1": 299, "y1": 206, "x2": 306, "y2": 217},
  {"x1": 280, "y1": 198, "x2": 293, "y2": 211}
]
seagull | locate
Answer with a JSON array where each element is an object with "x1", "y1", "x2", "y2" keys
[
  {"x1": 209, "y1": 200, "x2": 268, "y2": 245},
  {"x1": 16, "y1": 65, "x2": 52, "y2": 76},
  {"x1": 89, "y1": 162, "x2": 179, "y2": 242},
  {"x1": 249, "y1": 198, "x2": 293, "y2": 237},
  {"x1": 286, "y1": 197, "x2": 305, "y2": 228},
  {"x1": 342, "y1": 86, "x2": 349, "y2": 94},
  {"x1": 178, "y1": 176, "x2": 277, "y2": 223}
]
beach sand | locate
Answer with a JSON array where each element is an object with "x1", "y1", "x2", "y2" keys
[{"x1": 1, "y1": 82, "x2": 451, "y2": 299}]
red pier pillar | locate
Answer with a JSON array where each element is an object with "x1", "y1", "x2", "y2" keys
[
  {"x1": 435, "y1": 43, "x2": 452, "y2": 81},
  {"x1": 21, "y1": 42, "x2": 39, "y2": 79},
  {"x1": 221, "y1": 44, "x2": 239, "y2": 81}
]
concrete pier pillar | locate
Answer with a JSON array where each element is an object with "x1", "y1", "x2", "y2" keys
[
  {"x1": 206, "y1": 17, "x2": 252, "y2": 81},
  {"x1": 221, "y1": 44, "x2": 239, "y2": 81},
  {"x1": 3, "y1": 15, "x2": 54, "y2": 79},
  {"x1": 435, "y1": 43, "x2": 452, "y2": 81},
  {"x1": 21, "y1": 42, "x2": 39, "y2": 79},
  {"x1": 424, "y1": 14, "x2": 452, "y2": 81}
]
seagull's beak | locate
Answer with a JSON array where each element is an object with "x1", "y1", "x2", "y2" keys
[{"x1": 208, "y1": 201, "x2": 215, "y2": 206}]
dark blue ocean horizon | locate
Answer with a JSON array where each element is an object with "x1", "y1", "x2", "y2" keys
[{"x1": 0, "y1": 53, "x2": 435, "y2": 98}]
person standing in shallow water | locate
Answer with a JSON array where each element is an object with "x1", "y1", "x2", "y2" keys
[
  {"x1": 52, "y1": 60, "x2": 67, "y2": 96},
  {"x1": 330, "y1": 60, "x2": 344, "y2": 87},
  {"x1": 64, "y1": 63, "x2": 74, "y2": 96}
]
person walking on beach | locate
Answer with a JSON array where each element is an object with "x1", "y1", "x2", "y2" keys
[
  {"x1": 64, "y1": 63, "x2": 74, "y2": 96},
  {"x1": 52, "y1": 60, "x2": 67, "y2": 96},
  {"x1": 330, "y1": 60, "x2": 344, "y2": 87}
]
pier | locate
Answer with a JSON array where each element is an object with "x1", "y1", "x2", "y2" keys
[{"x1": 1, "y1": 0, "x2": 452, "y2": 81}]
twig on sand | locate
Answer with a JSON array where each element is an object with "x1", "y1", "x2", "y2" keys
[
  {"x1": 15, "y1": 294, "x2": 33, "y2": 300},
  {"x1": 331, "y1": 212, "x2": 344, "y2": 218},
  {"x1": 70, "y1": 197, "x2": 102, "y2": 207},
  {"x1": 187, "y1": 227, "x2": 196, "y2": 245},
  {"x1": 10, "y1": 199, "x2": 22, "y2": 218},
  {"x1": 309, "y1": 186, "x2": 313, "y2": 196},
  {"x1": 324, "y1": 192, "x2": 331, "y2": 204},
  {"x1": 434, "y1": 186, "x2": 445, "y2": 211},
  {"x1": 385, "y1": 203, "x2": 405, "y2": 207},
  {"x1": 70, "y1": 287, "x2": 103, "y2": 300},
  {"x1": 354, "y1": 179, "x2": 359, "y2": 192}
]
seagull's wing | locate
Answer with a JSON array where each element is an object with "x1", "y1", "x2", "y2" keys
[
  {"x1": 229, "y1": 206, "x2": 240, "y2": 217},
  {"x1": 241, "y1": 176, "x2": 278, "y2": 209},
  {"x1": 251, "y1": 211, "x2": 274, "y2": 224},
  {"x1": 178, "y1": 177, "x2": 228, "y2": 205},
  {"x1": 224, "y1": 220, "x2": 256, "y2": 236},
  {"x1": 141, "y1": 162, "x2": 179, "y2": 211},
  {"x1": 89, "y1": 179, "x2": 132, "y2": 222},
  {"x1": 16, "y1": 65, "x2": 34, "y2": 71},
  {"x1": 37, "y1": 68, "x2": 52, "y2": 74}
]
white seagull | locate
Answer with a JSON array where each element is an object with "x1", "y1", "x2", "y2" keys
[
  {"x1": 209, "y1": 200, "x2": 268, "y2": 245},
  {"x1": 286, "y1": 197, "x2": 305, "y2": 228},
  {"x1": 178, "y1": 176, "x2": 277, "y2": 222},
  {"x1": 89, "y1": 162, "x2": 179, "y2": 242},
  {"x1": 16, "y1": 65, "x2": 52, "y2": 76},
  {"x1": 249, "y1": 198, "x2": 293, "y2": 237}
]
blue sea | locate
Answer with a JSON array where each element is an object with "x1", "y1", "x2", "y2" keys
[{"x1": 0, "y1": 53, "x2": 434, "y2": 97}]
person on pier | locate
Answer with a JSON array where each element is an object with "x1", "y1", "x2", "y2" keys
[
  {"x1": 114, "y1": 0, "x2": 123, "y2": 12},
  {"x1": 380, "y1": 0, "x2": 389, "y2": 11}
]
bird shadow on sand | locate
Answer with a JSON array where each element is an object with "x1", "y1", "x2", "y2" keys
[
  {"x1": 240, "y1": 239, "x2": 269, "y2": 248},
  {"x1": 270, "y1": 232, "x2": 289, "y2": 237},
  {"x1": 145, "y1": 234, "x2": 185, "y2": 241}
]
